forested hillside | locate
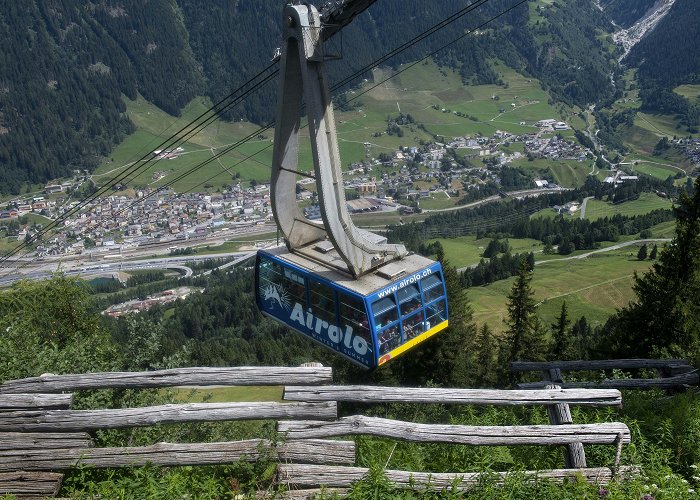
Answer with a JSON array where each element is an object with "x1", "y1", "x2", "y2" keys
[
  {"x1": 624, "y1": 0, "x2": 700, "y2": 132},
  {"x1": 627, "y1": 0, "x2": 700, "y2": 88},
  {"x1": 0, "y1": 0, "x2": 619, "y2": 194},
  {"x1": 600, "y1": 0, "x2": 656, "y2": 28}
]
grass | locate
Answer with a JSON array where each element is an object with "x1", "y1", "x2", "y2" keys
[
  {"x1": 583, "y1": 192, "x2": 673, "y2": 220},
  {"x1": 418, "y1": 192, "x2": 459, "y2": 210},
  {"x1": 428, "y1": 235, "x2": 544, "y2": 269},
  {"x1": 632, "y1": 162, "x2": 682, "y2": 180},
  {"x1": 168, "y1": 386, "x2": 283, "y2": 403},
  {"x1": 187, "y1": 236, "x2": 277, "y2": 255},
  {"x1": 635, "y1": 112, "x2": 697, "y2": 139},
  {"x1": 469, "y1": 248, "x2": 655, "y2": 335},
  {"x1": 673, "y1": 83, "x2": 700, "y2": 103},
  {"x1": 513, "y1": 159, "x2": 592, "y2": 188},
  {"x1": 91, "y1": 59, "x2": 577, "y2": 195},
  {"x1": 0, "y1": 237, "x2": 20, "y2": 255}
]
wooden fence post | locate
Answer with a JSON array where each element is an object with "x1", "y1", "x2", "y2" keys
[{"x1": 544, "y1": 368, "x2": 587, "y2": 468}]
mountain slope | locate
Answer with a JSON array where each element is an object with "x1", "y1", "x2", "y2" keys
[
  {"x1": 0, "y1": 0, "x2": 617, "y2": 194},
  {"x1": 626, "y1": 0, "x2": 700, "y2": 87},
  {"x1": 0, "y1": 1, "x2": 203, "y2": 193},
  {"x1": 601, "y1": 0, "x2": 657, "y2": 28}
]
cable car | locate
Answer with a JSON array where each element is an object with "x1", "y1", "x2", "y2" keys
[
  {"x1": 256, "y1": 246, "x2": 448, "y2": 369},
  {"x1": 255, "y1": 3, "x2": 449, "y2": 368}
]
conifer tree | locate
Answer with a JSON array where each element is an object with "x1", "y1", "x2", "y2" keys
[
  {"x1": 637, "y1": 243, "x2": 648, "y2": 261},
  {"x1": 551, "y1": 301, "x2": 572, "y2": 359},
  {"x1": 610, "y1": 177, "x2": 700, "y2": 362},
  {"x1": 650, "y1": 244, "x2": 658, "y2": 260},
  {"x1": 473, "y1": 323, "x2": 497, "y2": 387},
  {"x1": 394, "y1": 243, "x2": 476, "y2": 386},
  {"x1": 503, "y1": 259, "x2": 537, "y2": 367}
]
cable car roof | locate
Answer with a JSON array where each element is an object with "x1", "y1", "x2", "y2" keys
[{"x1": 263, "y1": 244, "x2": 439, "y2": 297}]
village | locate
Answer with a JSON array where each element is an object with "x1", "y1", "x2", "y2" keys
[
  {"x1": 3, "y1": 115, "x2": 693, "y2": 260},
  {"x1": 102, "y1": 286, "x2": 203, "y2": 317}
]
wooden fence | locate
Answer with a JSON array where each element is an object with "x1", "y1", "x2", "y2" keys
[
  {"x1": 512, "y1": 359, "x2": 699, "y2": 390},
  {"x1": 0, "y1": 366, "x2": 635, "y2": 498}
]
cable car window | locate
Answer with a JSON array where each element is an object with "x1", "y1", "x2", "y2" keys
[
  {"x1": 397, "y1": 284, "x2": 422, "y2": 316},
  {"x1": 309, "y1": 279, "x2": 336, "y2": 325},
  {"x1": 371, "y1": 296, "x2": 398, "y2": 329},
  {"x1": 425, "y1": 300, "x2": 447, "y2": 329},
  {"x1": 280, "y1": 267, "x2": 307, "y2": 308},
  {"x1": 258, "y1": 256, "x2": 282, "y2": 286},
  {"x1": 339, "y1": 295, "x2": 371, "y2": 347},
  {"x1": 378, "y1": 324, "x2": 401, "y2": 355},
  {"x1": 421, "y1": 273, "x2": 444, "y2": 304},
  {"x1": 402, "y1": 309, "x2": 426, "y2": 341}
]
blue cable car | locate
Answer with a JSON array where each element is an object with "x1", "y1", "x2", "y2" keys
[
  {"x1": 256, "y1": 247, "x2": 449, "y2": 369},
  {"x1": 256, "y1": 3, "x2": 450, "y2": 368}
]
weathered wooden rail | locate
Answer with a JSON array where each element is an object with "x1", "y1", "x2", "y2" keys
[
  {"x1": 512, "y1": 359, "x2": 699, "y2": 390},
  {"x1": 0, "y1": 366, "x2": 635, "y2": 498}
]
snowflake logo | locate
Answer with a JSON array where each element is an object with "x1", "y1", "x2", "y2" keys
[{"x1": 261, "y1": 283, "x2": 291, "y2": 311}]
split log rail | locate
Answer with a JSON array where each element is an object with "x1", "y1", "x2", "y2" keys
[
  {"x1": 0, "y1": 366, "x2": 636, "y2": 498},
  {"x1": 511, "y1": 359, "x2": 699, "y2": 390}
]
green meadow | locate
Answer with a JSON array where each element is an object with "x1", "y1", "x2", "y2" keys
[
  {"x1": 169, "y1": 386, "x2": 283, "y2": 403},
  {"x1": 96, "y1": 59, "x2": 574, "y2": 193},
  {"x1": 469, "y1": 247, "x2": 656, "y2": 335},
  {"x1": 428, "y1": 235, "x2": 544, "y2": 269},
  {"x1": 583, "y1": 192, "x2": 673, "y2": 220},
  {"x1": 674, "y1": 83, "x2": 700, "y2": 103}
]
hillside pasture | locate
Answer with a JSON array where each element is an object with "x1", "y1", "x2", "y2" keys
[
  {"x1": 513, "y1": 158, "x2": 592, "y2": 188},
  {"x1": 469, "y1": 248, "x2": 655, "y2": 335},
  {"x1": 428, "y1": 235, "x2": 544, "y2": 269},
  {"x1": 98, "y1": 61, "x2": 577, "y2": 193},
  {"x1": 583, "y1": 192, "x2": 673, "y2": 220},
  {"x1": 673, "y1": 83, "x2": 700, "y2": 103}
]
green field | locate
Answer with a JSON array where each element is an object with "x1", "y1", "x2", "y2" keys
[
  {"x1": 94, "y1": 59, "x2": 573, "y2": 193},
  {"x1": 583, "y1": 192, "x2": 672, "y2": 220},
  {"x1": 335, "y1": 61, "x2": 564, "y2": 149},
  {"x1": 0, "y1": 237, "x2": 20, "y2": 255},
  {"x1": 673, "y1": 84, "x2": 700, "y2": 103},
  {"x1": 630, "y1": 161, "x2": 682, "y2": 180},
  {"x1": 428, "y1": 235, "x2": 544, "y2": 269},
  {"x1": 169, "y1": 386, "x2": 283, "y2": 403},
  {"x1": 93, "y1": 94, "x2": 277, "y2": 192},
  {"x1": 469, "y1": 248, "x2": 656, "y2": 335},
  {"x1": 635, "y1": 112, "x2": 697, "y2": 139},
  {"x1": 418, "y1": 192, "x2": 459, "y2": 210},
  {"x1": 514, "y1": 159, "x2": 592, "y2": 188}
]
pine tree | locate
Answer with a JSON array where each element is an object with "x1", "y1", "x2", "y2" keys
[
  {"x1": 637, "y1": 243, "x2": 648, "y2": 261},
  {"x1": 528, "y1": 315, "x2": 551, "y2": 361},
  {"x1": 473, "y1": 323, "x2": 497, "y2": 387},
  {"x1": 650, "y1": 244, "x2": 658, "y2": 260},
  {"x1": 503, "y1": 259, "x2": 537, "y2": 366},
  {"x1": 551, "y1": 301, "x2": 572, "y2": 359},
  {"x1": 610, "y1": 177, "x2": 700, "y2": 362}
]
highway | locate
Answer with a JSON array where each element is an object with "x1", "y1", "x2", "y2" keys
[{"x1": 0, "y1": 251, "x2": 257, "y2": 287}]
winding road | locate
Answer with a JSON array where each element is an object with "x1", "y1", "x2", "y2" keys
[
  {"x1": 535, "y1": 238, "x2": 671, "y2": 265},
  {"x1": 457, "y1": 238, "x2": 671, "y2": 273}
]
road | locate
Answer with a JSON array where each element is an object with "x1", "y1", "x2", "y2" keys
[
  {"x1": 0, "y1": 251, "x2": 258, "y2": 287},
  {"x1": 535, "y1": 239, "x2": 671, "y2": 265},
  {"x1": 579, "y1": 196, "x2": 594, "y2": 220},
  {"x1": 422, "y1": 187, "x2": 572, "y2": 213}
]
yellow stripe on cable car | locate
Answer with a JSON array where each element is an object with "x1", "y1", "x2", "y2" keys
[{"x1": 378, "y1": 320, "x2": 449, "y2": 366}]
